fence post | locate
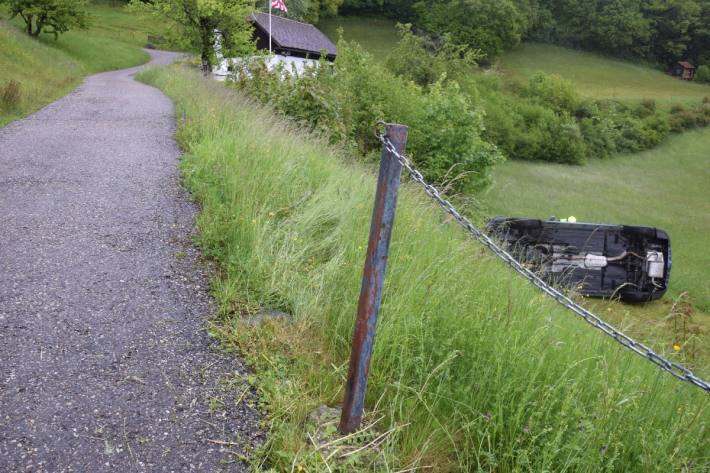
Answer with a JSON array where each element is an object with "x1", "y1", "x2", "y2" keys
[{"x1": 339, "y1": 123, "x2": 408, "y2": 434}]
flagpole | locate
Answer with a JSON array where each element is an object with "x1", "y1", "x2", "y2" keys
[{"x1": 269, "y1": 0, "x2": 272, "y2": 54}]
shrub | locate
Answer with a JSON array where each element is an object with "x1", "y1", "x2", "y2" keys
[
  {"x1": 483, "y1": 92, "x2": 587, "y2": 164},
  {"x1": 386, "y1": 23, "x2": 482, "y2": 88},
  {"x1": 233, "y1": 41, "x2": 503, "y2": 193},
  {"x1": 670, "y1": 103, "x2": 685, "y2": 114},
  {"x1": 408, "y1": 79, "x2": 503, "y2": 191},
  {"x1": 636, "y1": 99, "x2": 656, "y2": 117},
  {"x1": 522, "y1": 72, "x2": 580, "y2": 113},
  {"x1": 695, "y1": 65, "x2": 710, "y2": 84},
  {"x1": 1, "y1": 80, "x2": 21, "y2": 109}
]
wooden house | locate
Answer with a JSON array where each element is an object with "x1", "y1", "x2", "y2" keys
[
  {"x1": 249, "y1": 12, "x2": 337, "y2": 61},
  {"x1": 671, "y1": 61, "x2": 696, "y2": 81}
]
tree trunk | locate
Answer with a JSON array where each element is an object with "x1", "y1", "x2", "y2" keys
[
  {"x1": 32, "y1": 15, "x2": 45, "y2": 37},
  {"x1": 24, "y1": 14, "x2": 33, "y2": 36},
  {"x1": 199, "y1": 20, "x2": 213, "y2": 76}
]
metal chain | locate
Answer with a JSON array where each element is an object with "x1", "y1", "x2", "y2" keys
[{"x1": 377, "y1": 133, "x2": 710, "y2": 395}]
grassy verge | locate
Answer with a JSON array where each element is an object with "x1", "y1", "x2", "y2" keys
[
  {"x1": 139, "y1": 65, "x2": 709, "y2": 472},
  {"x1": 499, "y1": 43, "x2": 710, "y2": 105},
  {"x1": 0, "y1": 20, "x2": 83, "y2": 126},
  {"x1": 0, "y1": 1, "x2": 168, "y2": 126}
]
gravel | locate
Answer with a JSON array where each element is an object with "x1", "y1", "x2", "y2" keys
[{"x1": 0, "y1": 50, "x2": 262, "y2": 472}]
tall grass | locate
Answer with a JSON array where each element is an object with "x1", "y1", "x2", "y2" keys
[{"x1": 139, "y1": 66, "x2": 709, "y2": 472}]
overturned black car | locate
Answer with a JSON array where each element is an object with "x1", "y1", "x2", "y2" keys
[{"x1": 487, "y1": 217, "x2": 671, "y2": 303}]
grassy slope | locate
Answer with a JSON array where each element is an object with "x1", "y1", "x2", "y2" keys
[
  {"x1": 140, "y1": 66, "x2": 709, "y2": 473},
  {"x1": 483, "y1": 129, "x2": 710, "y2": 367},
  {"x1": 0, "y1": 1, "x2": 163, "y2": 126},
  {"x1": 0, "y1": 21, "x2": 83, "y2": 126},
  {"x1": 317, "y1": 16, "x2": 399, "y2": 60},
  {"x1": 499, "y1": 43, "x2": 710, "y2": 105}
]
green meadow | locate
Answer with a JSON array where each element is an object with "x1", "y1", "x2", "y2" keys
[
  {"x1": 499, "y1": 43, "x2": 710, "y2": 105},
  {"x1": 318, "y1": 15, "x2": 399, "y2": 60}
]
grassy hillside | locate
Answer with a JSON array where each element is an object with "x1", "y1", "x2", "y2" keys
[
  {"x1": 482, "y1": 129, "x2": 710, "y2": 375},
  {"x1": 318, "y1": 16, "x2": 398, "y2": 59},
  {"x1": 0, "y1": 21, "x2": 83, "y2": 126},
  {"x1": 500, "y1": 43, "x2": 710, "y2": 105},
  {"x1": 483, "y1": 129, "x2": 710, "y2": 309},
  {"x1": 140, "y1": 65, "x2": 709, "y2": 472},
  {"x1": 0, "y1": 1, "x2": 166, "y2": 126}
]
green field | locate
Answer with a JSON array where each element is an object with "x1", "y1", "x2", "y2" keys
[
  {"x1": 0, "y1": 1, "x2": 167, "y2": 126},
  {"x1": 317, "y1": 16, "x2": 398, "y2": 59},
  {"x1": 500, "y1": 43, "x2": 710, "y2": 104},
  {"x1": 482, "y1": 129, "x2": 710, "y2": 371}
]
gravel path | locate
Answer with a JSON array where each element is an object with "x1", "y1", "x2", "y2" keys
[{"x1": 0, "y1": 51, "x2": 262, "y2": 472}]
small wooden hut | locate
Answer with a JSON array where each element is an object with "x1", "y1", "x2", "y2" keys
[{"x1": 671, "y1": 61, "x2": 696, "y2": 81}]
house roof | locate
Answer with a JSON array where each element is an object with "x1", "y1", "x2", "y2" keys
[
  {"x1": 250, "y1": 12, "x2": 337, "y2": 57},
  {"x1": 678, "y1": 61, "x2": 695, "y2": 69}
]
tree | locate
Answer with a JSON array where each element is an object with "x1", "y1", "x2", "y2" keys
[
  {"x1": 415, "y1": 0, "x2": 523, "y2": 62},
  {"x1": 130, "y1": 0, "x2": 255, "y2": 74},
  {"x1": 1, "y1": 0, "x2": 89, "y2": 39},
  {"x1": 592, "y1": 0, "x2": 651, "y2": 57},
  {"x1": 643, "y1": 0, "x2": 701, "y2": 64}
]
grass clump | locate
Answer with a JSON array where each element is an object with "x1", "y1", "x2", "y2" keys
[
  {"x1": 1, "y1": 79, "x2": 21, "y2": 109},
  {"x1": 139, "y1": 66, "x2": 709, "y2": 472}
]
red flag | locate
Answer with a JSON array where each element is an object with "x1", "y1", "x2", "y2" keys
[{"x1": 271, "y1": 0, "x2": 287, "y2": 12}]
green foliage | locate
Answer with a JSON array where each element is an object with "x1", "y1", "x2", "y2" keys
[
  {"x1": 275, "y1": 0, "x2": 342, "y2": 24},
  {"x1": 415, "y1": 0, "x2": 523, "y2": 62},
  {"x1": 522, "y1": 72, "x2": 580, "y2": 112},
  {"x1": 696, "y1": 64, "x2": 710, "y2": 83},
  {"x1": 1, "y1": 0, "x2": 89, "y2": 38},
  {"x1": 335, "y1": 0, "x2": 710, "y2": 66},
  {"x1": 233, "y1": 40, "x2": 503, "y2": 193},
  {"x1": 140, "y1": 66, "x2": 710, "y2": 472},
  {"x1": 386, "y1": 23, "x2": 481, "y2": 87},
  {"x1": 129, "y1": 0, "x2": 254, "y2": 72},
  {"x1": 669, "y1": 101, "x2": 710, "y2": 131}
]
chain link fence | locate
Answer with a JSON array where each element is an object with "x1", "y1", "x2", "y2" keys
[{"x1": 377, "y1": 131, "x2": 710, "y2": 395}]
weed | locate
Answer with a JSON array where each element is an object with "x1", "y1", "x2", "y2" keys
[{"x1": 1, "y1": 80, "x2": 21, "y2": 109}]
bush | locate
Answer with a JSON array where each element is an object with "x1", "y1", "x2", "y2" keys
[
  {"x1": 233, "y1": 41, "x2": 503, "y2": 193},
  {"x1": 636, "y1": 99, "x2": 656, "y2": 118},
  {"x1": 522, "y1": 72, "x2": 580, "y2": 113},
  {"x1": 408, "y1": 80, "x2": 502, "y2": 191},
  {"x1": 483, "y1": 91, "x2": 587, "y2": 164},
  {"x1": 695, "y1": 65, "x2": 710, "y2": 84},
  {"x1": 386, "y1": 23, "x2": 482, "y2": 88}
]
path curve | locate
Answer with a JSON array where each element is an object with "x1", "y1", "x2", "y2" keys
[{"x1": 0, "y1": 51, "x2": 261, "y2": 472}]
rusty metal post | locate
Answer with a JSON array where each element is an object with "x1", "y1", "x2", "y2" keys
[{"x1": 339, "y1": 123, "x2": 408, "y2": 434}]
